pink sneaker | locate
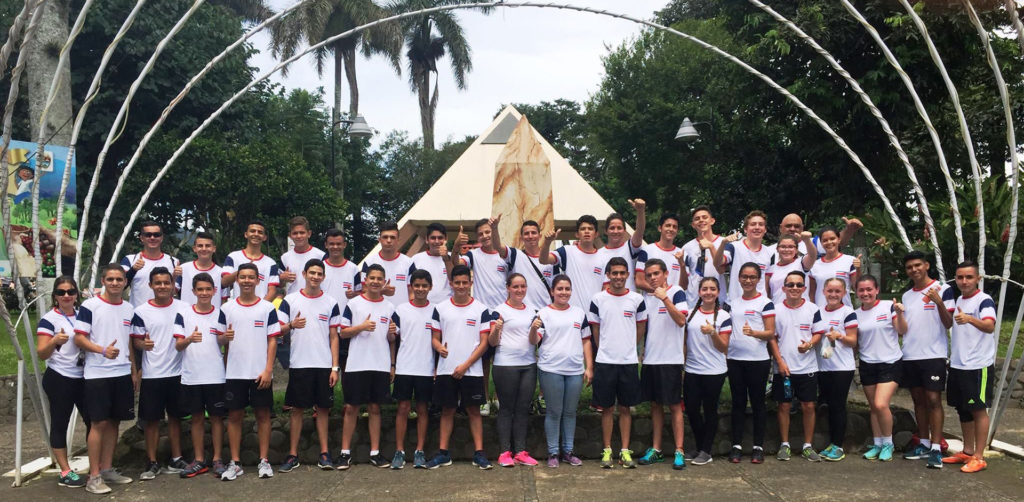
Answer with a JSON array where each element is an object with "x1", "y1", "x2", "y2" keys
[
  {"x1": 547, "y1": 455, "x2": 559, "y2": 468},
  {"x1": 514, "y1": 451, "x2": 539, "y2": 466},
  {"x1": 498, "y1": 451, "x2": 515, "y2": 467}
]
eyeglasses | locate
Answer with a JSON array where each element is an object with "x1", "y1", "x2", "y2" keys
[
  {"x1": 54, "y1": 289, "x2": 78, "y2": 296},
  {"x1": 784, "y1": 282, "x2": 805, "y2": 288},
  {"x1": 141, "y1": 232, "x2": 163, "y2": 238},
  {"x1": 739, "y1": 275, "x2": 760, "y2": 281}
]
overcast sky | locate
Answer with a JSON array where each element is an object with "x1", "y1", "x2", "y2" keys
[{"x1": 248, "y1": 1, "x2": 669, "y2": 146}]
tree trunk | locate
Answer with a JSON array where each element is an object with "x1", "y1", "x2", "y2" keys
[
  {"x1": 418, "y1": 70, "x2": 434, "y2": 150},
  {"x1": 25, "y1": 0, "x2": 72, "y2": 146},
  {"x1": 343, "y1": 46, "x2": 358, "y2": 118},
  {"x1": 332, "y1": 47, "x2": 344, "y2": 209}
]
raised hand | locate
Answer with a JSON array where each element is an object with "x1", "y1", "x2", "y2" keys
[
  {"x1": 653, "y1": 286, "x2": 668, "y2": 301},
  {"x1": 726, "y1": 232, "x2": 741, "y2": 243},
  {"x1": 173, "y1": 263, "x2": 183, "y2": 278},
  {"x1": 954, "y1": 307, "x2": 970, "y2": 325},
  {"x1": 493, "y1": 316, "x2": 504, "y2": 332},
  {"x1": 543, "y1": 227, "x2": 561, "y2": 240},
  {"x1": 383, "y1": 279, "x2": 395, "y2": 297},
  {"x1": 279, "y1": 267, "x2": 296, "y2": 282},
  {"x1": 842, "y1": 217, "x2": 863, "y2": 230},
  {"x1": 291, "y1": 310, "x2": 306, "y2": 330},
  {"x1": 797, "y1": 339, "x2": 812, "y2": 353},
  {"x1": 531, "y1": 317, "x2": 543, "y2": 331},
  {"x1": 673, "y1": 250, "x2": 685, "y2": 265},
  {"x1": 189, "y1": 326, "x2": 203, "y2": 344},
  {"x1": 700, "y1": 319, "x2": 715, "y2": 335},
  {"x1": 362, "y1": 313, "x2": 377, "y2": 333},
  {"x1": 104, "y1": 339, "x2": 119, "y2": 359},
  {"x1": 893, "y1": 302, "x2": 906, "y2": 314},
  {"x1": 628, "y1": 198, "x2": 646, "y2": 212},
  {"x1": 698, "y1": 238, "x2": 714, "y2": 250},
  {"x1": 826, "y1": 327, "x2": 842, "y2": 342},
  {"x1": 454, "y1": 226, "x2": 469, "y2": 248},
  {"x1": 132, "y1": 255, "x2": 145, "y2": 271},
  {"x1": 925, "y1": 286, "x2": 943, "y2": 304},
  {"x1": 54, "y1": 327, "x2": 69, "y2": 346},
  {"x1": 853, "y1": 254, "x2": 863, "y2": 269},
  {"x1": 488, "y1": 213, "x2": 502, "y2": 229},
  {"x1": 438, "y1": 242, "x2": 448, "y2": 257},
  {"x1": 800, "y1": 230, "x2": 813, "y2": 239}
]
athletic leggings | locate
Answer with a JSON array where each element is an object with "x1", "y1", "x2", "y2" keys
[
  {"x1": 818, "y1": 370, "x2": 854, "y2": 446},
  {"x1": 493, "y1": 364, "x2": 537, "y2": 453},
  {"x1": 683, "y1": 372, "x2": 727, "y2": 454},
  {"x1": 538, "y1": 370, "x2": 583, "y2": 455},
  {"x1": 727, "y1": 359, "x2": 771, "y2": 447},
  {"x1": 42, "y1": 367, "x2": 90, "y2": 449}
]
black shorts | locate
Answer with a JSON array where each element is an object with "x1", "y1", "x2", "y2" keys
[
  {"x1": 640, "y1": 364, "x2": 683, "y2": 405},
  {"x1": 139, "y1": 376, "x2": 187, "y2": 421},
  {"x1": 224, "y1": 379, "x2": 274, "y2": 411},
  {"x1": 342, "y1": 370, "x2": 390, "y2": 405},
  {"x1": 432, "y1": 375, "x2": 486, "y2": 409},
  {"x1": 84, "y1": 375, "x2": 135, "y2": 422},
  {"x1": 900, "y1": 358, "x2": 947, "y2": 391},
  {"x1": 771, "y1": 373, "x2": 817, "y2": 403},
  {"x1": 591, "y1": 362, "x2": 641, "y2": 408},
  {"x1": 947, "y1": 366, "x2": 994, "y2": 412},
  {"x1": 393, "y1": 374, "x2": 433, "y2": 403},
  {"x1": 286, "y1": 368, "x2": 335, "y2": 409},
  {"x1": 182, "y1": 383, "x2": 227, "y2": 417},
  {"x1": 860, "y1": 360, "x2": 901, "y2": 386}
]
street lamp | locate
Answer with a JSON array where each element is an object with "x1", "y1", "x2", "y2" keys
[
  {"x1": 330, "y1": 111, "x2": 374, "y2": 229},
  {"x1": 675, "y1": 117, "x2": 710, "y2": 141}
]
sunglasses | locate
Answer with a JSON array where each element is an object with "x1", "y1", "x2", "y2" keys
[
  {"x1": 784, "y1": 282, "x2": 805, "y2": 288},
  {"x1": 141, "y1": 232, "x2": 163, "y2": 238},
  {"x1": 55, "y1": 289, "x2": 78, "y2": 296}
]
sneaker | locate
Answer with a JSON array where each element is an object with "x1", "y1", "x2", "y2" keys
[
  {"x1": 683, "y1": 450, "x2": 698, "y2": 461},
  {"x1": 369, "y1": 453, "x2": 390, "y2": 468},
  {"x1": 473, "y1": 451, "x2": 493, "y2": 470},
  {"x1": 85, "y1": 476, "x2": 111, "y2": 494},
  {"x1": 903, "y1": 443, "x2": 929, "y2": 460},
  {"x1": 728, "y1": 446, "x2": 742, "y2": 463},
  {"x1": 335, "y1": 452, "x2": 352, "y2": 471},
  {"x1": 673, "y1": 450, "x2": 686, "y2": 470},
  {"x1": 863, "y1": 445, "x2": 882, "y2": 460},
  {"x1": 180, "y1": 460, "x2": 209, "y2": 478},
  {"x1": 101, "y1": 468, "x2": 132, "y2": 485},
  {"x1": 751, "y1": 448, "x2": 765, "y2": 464},
  {"x1": 413, "y1": 450, "x2": 427, "y2": 469},
  {"x1": 961, "y1": 457, "x2": 987, "y2": 473},
  {"x1": 824, "y1": 446, "x2": 846, "y2": 462},
  {"x1": 139, "y1": 461, "x2": 161, "y2": 481},
  {"x1": 515, "y1": 451, "x2": 538, "y2": 466},
  {"x1": 536, "y1": 397, "x2": 546, "y2": 415},
  {"x1": 619, "y1": 449, "x2": 637, "y2": 468},
  {"x1": 318, "y1": 452, "x2": 335, "y2": 470},
  {"x1": 425, "y1": 452, "x2": 452, "y2": 469},
  {"x1": 802, "y1": 447, "x2": 821, "y2": 462},
  {"x1": 560, "y1": 451, "x2": 583, "y2": 466},
  {"x1": 391, "y1": 451, "x2": 406, "y2": 470},
  {"x1": 220, "y1": 461, "x2": 243, "y2": 481},
  {"x1": 279, "y1": 455, "x2": 300, "y2": 473},
  {"x1": 820, "y1": 444, "x2": 835, "y2": 458},
  {"x1": 211, "y1": 460, "x2": 228, "y2": 477},
  {"x1": 547, "y1": 454, "x2": 559, "y2": 468},
  {"x1": 926, "y1": 449, "x2": 943, "y2": 469},
  {"x1": 638, "y1": 447, "x2": 664, "y2": 465},
  {"x1": 600, "y1": 447, "x2": 614, "y2": 469},
  {"x1": 692, "y1": 451, "x2": 712, "y2": 466},
  {"x1": 163, "y1": 457, "x2": 188, "y2": 474},
  {"x1": 776, "y1": 445, "x2": 791, "y2": 461},
  {"x1": 58, "y1": 470, "x2": 86, "y2": 488},
  {"x1": 879, "y1": 443, "x2": 894, "y2": 462},
  {"x1": 942, "y1": 451, "x2": 972, "y2": 464},
  {"x1": 498, "y1": 451, "x2": 515, "y2": 467},
  {"x1": 258, "y1": 458, "x2": 274, "y2": 478}
]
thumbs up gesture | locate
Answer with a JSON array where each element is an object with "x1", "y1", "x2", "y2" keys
[
  {"x1": 280, "y1": 267, "x2": 296, "y2": 282},
  {"x1": 387, "y1": 318, "x2": 397, "y2": 337},
  {"x1": 54, "y1": 327, "x2": 69, "y2": 346},
  {"x1": 925, "y1": 286, "x2": 942, "y2": 304},
  {"x1": 493, "y1": 315, "x2": 504, "y2": 332},
  {"x1": 853, "y1": 254, "x2": 863, "y2": 269},
  {"x1": 173, "y1": 263, "x2": 183, "y2": 278},
  {"x1": 543, "y1": 227, "x2": 561, "y2": 240},
  {"x1": 954, "y1": 306, "x2": 970, "y2": 325},
  {"x1": 700, "y1": 319, "x2": 715, "y2": 335},
  {"x1": 362, "y1": 313, "x2": 377, "y2": 333},
  {"x1": 104, "y1": 339, "x2": 120, "y2": 359},
  {"x1": 224, "y1": 323, "x2": 235, "y2": 342},
  {"x1": 654, "y1": 286, "x2": 668, "y2": 301},
  {"x1": 132, "y1": 255, "x2": 145, "y2": 271},
  {"x1": 439, "y1": 341, "x2": 449, "y2": 358},
  {"x1": 189, "y1": 326, "x2": 203, "y2": 344},
  {"x1": 383, "y1": 279, "x2": 395, "y2": 297},
  {"x1": 797, "y1": 339, "x2": 812, "y2": 353},
  {"x1": 142, "y1": 332, "x2": 155, "y2": 351},
  {"x1": 893, "y1": 301, "x2": 906, "y2": 314},
  {"x1": 826, "y1": 326, "x2": 842, "y2": 342},
  {"x1": 291, "y1": 310, "x2": 306, "y2": 330},
  {"x1": 628, "y1": 198, "x2": 646, "y2": 212},
  {"x1": 673, "y1": 250, "x2": 685, "y2": 265},
  {"x1": 743, "y1": 321, "x2": 753, "y2": 337},
  {"x1": 454, "y1": 225, "x2": 469, "y2": 248}
]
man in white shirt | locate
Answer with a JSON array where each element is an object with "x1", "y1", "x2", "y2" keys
[
  {"x1": 278, "y1": 216, "x2": 326, "y2": 295},
  {"x1": 410, "y1": 222, "x2": 455, "y2": 304},
  {"x1": 121, "y1": 221, "x2": 179, "y2": 307}
]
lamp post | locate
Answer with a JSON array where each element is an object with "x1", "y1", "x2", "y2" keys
[
  {"x1": 675, "y1": 117, "x2": 711, "y2": 141},
  {"x1": 329, "y1": 109, "x2": 373, "y2": 229}
]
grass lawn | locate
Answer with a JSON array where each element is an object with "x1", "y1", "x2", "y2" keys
[{"x1": 0, "y1": 311, "x2": 40, "y2": 376}]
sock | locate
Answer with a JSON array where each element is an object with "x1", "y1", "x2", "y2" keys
[
  {"x1": 61, "y1": 469, "x2": 71, "y2": 476},
  {"x1": 920, "y1": 439, "x2": 932, "y2": 448},
  {"x1": 873, "y1": 437, "x2": 882, "y2": 446},
  {"x1": 370, "y1": 450, "x2": 380, "y2": 456},
  {"x1": 652, "y1": 448, "x2": 661, "y2": 453},
  {"x1": 781, "y1": 442, "x2": 790, "y2": 448},
  {"x1": 171, "y1": 456, "x2": 182, "y2": 463},
  {"x1": 882, "y1": 436, "x2": 893, "y2": 445},
  {"x1": 732, "y1": 444, "x2": 741, "y2": 450},
  {"x1": 440, "y1": 449, "x2": 449, "y2": 456},
  {"x1": 341, "y1": 449, "x2": 351, "y2": 455},
  {"x1": 802, "y1": 443, "x2": 812, "y2": 450},
  {"x1": 752, "y1": 445, "x2": 763, "y2": 451},
  {"x1": 931, "y1": 444, "x2": 942, "y2": 451}
]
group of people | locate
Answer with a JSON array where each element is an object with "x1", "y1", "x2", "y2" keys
[{"x1": 34, "y1": 204, "x2": 999, "y2": 494}]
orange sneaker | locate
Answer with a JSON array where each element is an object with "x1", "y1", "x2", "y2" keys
[
  {"x1": 941, "y1": 451, "x2": 972, "y2": 464},
  {"x1": 960, "y1": 458, "x2": 987, "y2": 473}
]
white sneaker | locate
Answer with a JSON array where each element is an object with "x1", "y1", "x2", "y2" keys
[
  {"x1": 220, "y1": 461, "x2": 243, "y2": 481},
  {"x1": 86, "y1": 476, "x2": 111, "y2": 494},
  {"x1": 480, "y1": 402, "x2": 491, "y2": 417},
  {"x1": 258, "y1": 458, "x2": 274, "y2": 478},
  {"x1": 100, "y1": 468, "x2": 133, "y2": 485}
]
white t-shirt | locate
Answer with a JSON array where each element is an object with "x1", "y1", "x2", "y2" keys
[
  {"x1": 511, "y1": 250, "x2": 555, "y2": 311},
  {"x1": 951, "y1": 291, "x2": 997, "y2": 370},
  {"x1": 855, "y1": 300, "x2": 901, "y2": 364},
  {"x1": 491, "y1": 301, "x2": 539, "y2": 367},
  {"x1": 682, "y1": 236, "x2": 727, "y2": 303},
  {"x1": 278, "y1": 291, "x2": 341, "y2": 369},
  {"x1": 598, "y1": 241, "x2": 639, "y2": 291},
  {"x1": 280, "y1": 246, "x2": 326, "y2": 296},
  {"x1": 410, "y1": 251, "x2": 453, "y2": 304},
  {"x1": 901, "y1": 280, "x2": 955, "y2": 361},
  {"x1": 75, "y1": 296, "x2": 135, "y2": 379},
  {"x1": 177, "y1": 261, "x2": 226, "y2": 308},
  {"x1": 173, "y1": 305, "x2": 226, "y2": 385},
  {"x1": 120, "y1": 252, "x2": 179, "y2": 306},
  {"x1": 551, "y1": 244, "x2": 607, "y2": 311},
  {"x1": 38, "y1": 308, "x2": 82, "y2": 378},
  {"x1": 432, "y1": 298, "x2": 493, "y2": 377},
  {"x1": 722, "y1": 240, "x2": 774, "y2": 301},
  {"x1": 340, "y1": 294, "x2": 396, "y2": 373},
  {"x1": 766, "y1": 258, "x2": 810, "y2": 305},
  {"x1": 223, "y1": 250, "x2": 280, "y2": 299},
  {"x1": 684, "y1": 305, "x2": 732, "y2": 375},
  {"x1": 587, "y1": 289, "x2": 647, "y2": 364},
  {"x1": 635, "y1": 242, "x2": 684, "y2": 289},
  {"x1": 536, "y1": 305, "x2": 590, "y2": 376},
  {"x1": 809, "y1": 254, "x2": 856, "y2": 308},
  {"x1": 218, "y1": 298, "x2": 281, "y2": 380},
  {"x1": 393, "y1": 301, "x2": 439, "y2": 377},
  {"x1": 362, "y1": 252, "x2": 414, "y2": 306},
  {"x1": 463, "y1": 247, "x2": 514, "y2": 308},
  {"x1": 817, "y1": 304, "x2": 858, "y2": 372},
  {"x1": 322, "y1": 258, "x2": 361, "y2": 315},
  {"x1": 727, "y1": 293, "x2": 775, "y2": 361},
  {"x1": 769, "y1": 238, "x2": 825, "y2": 263},
  {"x1": 131, "y1": 299, "x2": 186, "y2": 379},
  {"x1": 773, "y1": 299, "x2": 826, "y2": 375},
  {"x1": 642, "y1": 285, "x2": 688, "y2": 365}
]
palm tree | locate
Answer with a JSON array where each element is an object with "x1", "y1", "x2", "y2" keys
[{"x1": 210, "y1": 0, "x2": 274, "y2": 23}]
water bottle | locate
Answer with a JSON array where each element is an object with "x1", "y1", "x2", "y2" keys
[{"x1": 783, "y1": 376, "x2": 793, "y2": 400}]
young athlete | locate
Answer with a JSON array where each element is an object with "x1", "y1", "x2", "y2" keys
[
  {"x1": 855, "y1": 275, "x2": 906, "y2": 462},
  {"x1": 899, "y1": 251, "x2": 954, "y2": 468},
  {"x1": 320, "y1": 228, "x2": 361, "y2": 376},
  {"x1": 808, "y1": 226, "x2": 860, "y2": 308},
  {"x1": 771, "y1": 271, "x2": 825, "y2": 462},
  {"x1": 217, "y1": 263, "x2": 281, "y2": 481},
  {"x1": 725, "y1": 263, "x2": 775, "y2": 464},
  {"x1": 410, "y1": 222, "x2": 454, "y2": 304},
  {"x1": 425, "y1": 265, "x2": 494, "y2": 470},
  {"x1": 74, "y1": 264, "x2": 137, "y2": 494},
  {"x1": 177, "y1": 231, "x2": 226, "y2": 308},
  {"x1": 635, "y1": 212, "x2": 687, "y2": 294},
  {"x1": 636, "y1": 260, "x2": 689, "y2": 470},
  {"x1": 362, "y1": 221, "x2": 414, "y2": 306},
  {"x1": 683, "y1": 277, "x2": 731, "y2": 466},
  {"x1": 815, "y1": 278, "x2": 859, "y2": 462},
  {"x1": 942, "y1": 260, "x2": 997, "y2": 473},
  {"x1": 222, "y1": 220, "x2": 281, "y2": 301},
  {"x1": 121, "y1": 221, "x2": 179, "y2": 306},
  {"x1": 539, "y1": 215, "x2": 606, "y2": 311},
  {"x1": 391, "y1": 270, "x2": 438, "y2": 469},
  {"x1": 132, "y1": 267, "x2": 189, "y2": 480},
  {"x1": 337, "y1": 264, "x2": 396, "y2": 469},
  {"x1": 490, "y1": 274, "x2": 539, "y2": 467},
  {"x1": 512, "y1": 220, "x2": 556, "y2": 312},
  {"x1": 277, "y1": 259, "x2": 341, "y2": 472},
  {"x1": 597, "y1": 199, "x2": 646, "y2": 291},
  {"x1": 765, "y1": 232, "x2": 817, "y2": 304},
  {"x1": 278, "y1": 216, "x2": 326, "y2": 296},
  {"x1": 174, "y1": 272, "x2": 228, "y2": 478},
  {"x1": 37, "y1": 277, "x2": 88, "y2": 488},
  {"x1": 713, "y1": 210, "x2": 773, "y2": 301},
  {"x1": 588, "y1": 257, "x2": 647, "y2": 469},
  {"x1": 530, "y1": 274, "x2": 593, "y2": 467},
  {"x1": 681, "y1": 206, "x2": 726, "y2": 303}
]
